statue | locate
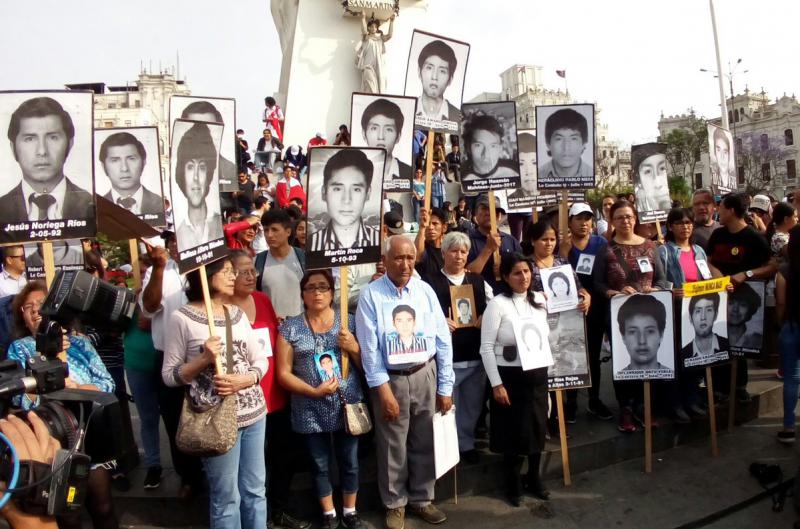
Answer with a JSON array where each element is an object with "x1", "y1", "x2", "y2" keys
[{"x1": 356, "y1": 11, "x2": 394, "y2": 94}]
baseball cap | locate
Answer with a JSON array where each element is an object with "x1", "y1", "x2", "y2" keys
[
  {"x1": 750, "y1": 194, "x2": 771, "y2": 213},
  {"x1": 383, "y1": 210, "x2": 405, "y2": 235},
  {"x1": 475, "y1": 193, "x2": 507, "y2": 213},
  {"x1": 569, "y1": 202, "x2": 594, "y2": 218}
]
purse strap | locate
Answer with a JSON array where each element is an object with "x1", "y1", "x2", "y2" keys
[
  {"x1": 222, "y1": 306, "x2": 235, "y2": 375},
  {"x1": 611, "y1": 241, "x2": 636, "y2": 284}
]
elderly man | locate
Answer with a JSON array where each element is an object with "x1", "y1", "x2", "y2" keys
[
  {"x1": 691, "y1": 189, "x2": 720, "y2": 251},
  {"x1": 356, "y1": 235, "x2": 454, "y2": 529},
  {"x1": 0, "y1": 245, "x2": 26, "y2": 297}
]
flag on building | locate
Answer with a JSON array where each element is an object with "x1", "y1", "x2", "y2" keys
[{"x1": 556, "y1": 70, "x2": 566, "y2": 78}]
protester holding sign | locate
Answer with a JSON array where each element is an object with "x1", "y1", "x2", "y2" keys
[
  {"x1": 776, "y1": 225, "x2": 800, "y2": 444},
  {"x1": 479, "y1": 252, "x2": 551, "y2": 507},
  {"x1": 595, "y1": 200, "x2": 669, "y2": 432}
]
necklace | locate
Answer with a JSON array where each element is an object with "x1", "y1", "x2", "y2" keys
[{"x1": 534, "y1": 255, "x2": 554, "y2": 269}]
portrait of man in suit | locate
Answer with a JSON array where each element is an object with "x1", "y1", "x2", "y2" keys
[
  {"x1": 180, "y1": 100, "x2": 237, "y2": 186},
  {"x1": 98, "y1": 132, "x2": 163, "y2": 218},
  {"x1": 681, "y1": 292, "x2": 729, "y2": 363},
  {"x1": 0, "y1": 96, "x2": 94, "y2": 224}
]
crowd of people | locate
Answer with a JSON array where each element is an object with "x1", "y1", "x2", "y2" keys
[{"x1": 1, "y1": 117, "x2": 800, "y2": 529}]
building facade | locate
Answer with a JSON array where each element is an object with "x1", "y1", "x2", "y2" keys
[{"x1": 468, "y1": 64, "x2": 630, "y2": 187}]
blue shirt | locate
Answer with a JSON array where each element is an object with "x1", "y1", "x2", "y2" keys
[
  {"x1": 467, "y1": 227, "x2": 523, "y2": 291},
  {"x1": 7, "y1": 335, "x2": 115, "y2": 409},
  {"x1": 567, "y1": 235, "x2": 607, "y2": 295},
  {"x1": 355, "y1": 274, "x2": 454, "y2": 395}
]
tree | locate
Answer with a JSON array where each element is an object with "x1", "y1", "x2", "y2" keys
[
  {"x1": 660, "y1": 114, "x2": 708, "y2": 188},
  {"x1": 735, "y1": 132, "x2": 788, "y2": 196}
]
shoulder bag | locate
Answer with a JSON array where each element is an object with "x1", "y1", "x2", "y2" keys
[
  {"x1": 176, "y1": 306, "x2": 239, "y2": 457},
  {"x1": 339, "y1": 331, "x2": 372, "y2": 436}
]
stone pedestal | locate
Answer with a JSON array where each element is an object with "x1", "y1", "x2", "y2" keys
[{"x1": 270, "y1": 0, "x2": 430, "y2": 149}]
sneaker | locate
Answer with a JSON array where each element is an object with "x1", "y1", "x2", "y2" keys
[
  {"x1": 385, "y1": 507, "x2": 405, "y2": 529},
  {"x1": 672, "y1": 406, "x2": 691, "y2": 424},
  {"x1": 143, "y1": 466, "x2": 162, "y2": 490},
  {"x1": 564, "y1": 405, "x2": 577, "y2": 424},
  {"x1": 409, "y1": 503, "x2": 447, "y2": 524},
  {"x1": 618, "y1": 407, "x2": 637, "y2": 433},
  {"x1": 736, "y1": 388, "x2": 752, "y2": 403},
  {"x1": 587, "y1": 399, "x2": 613, "y2": 420},
  {"x1": 273, "y1": 512, "x2": 312, "y2": 529},
  {"x1": 342, "y1": 512, "x2": 366, "y2": 529},
  {"x1": 777, "y1": 430, "x2": 796, "y2": 444},
  {"x1": 321, "y1": 514, "x2": 340, "y2": 529}
]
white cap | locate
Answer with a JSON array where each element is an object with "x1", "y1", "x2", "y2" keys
[
  {"x1": 750, "y1": 194, "x2": 771, "y2": 213},
  {"x1": 569, "y1": 202, "x2": 594, "y2": 217}
]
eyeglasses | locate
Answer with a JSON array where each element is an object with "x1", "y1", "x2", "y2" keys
[
  {"x1": 222, "y1": 268, "x2": 239, "y2": 278},
  {"x1": 22, "y1": 300, "x2": 43, "y2": 313},
  {"x1": 236, "y1": 268, "x2": 257, "y2": 278},
  {"x1": 303, "y1": 285, "x2": 332, "y2": 294}
]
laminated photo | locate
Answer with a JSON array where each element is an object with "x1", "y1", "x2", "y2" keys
[{"x1": 611, "y1": 291, "x2": 675, "y2": 381}]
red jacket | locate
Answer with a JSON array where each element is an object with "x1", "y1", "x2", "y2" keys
[
  {"x1": 251, "y1": 291, "x2": 288, "y2": 413},
  {"x1": 275, "y1": 179, "x2": 307, "y2": 212},
  {"x1": 223, "y1": 220, "x2": 255, "y2": 256}
]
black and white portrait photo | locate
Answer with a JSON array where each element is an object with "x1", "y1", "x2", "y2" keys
[
  {"x1": 306, "y1": 146, "x2": 385, "y2": 270},
  {"x1": 455, "y1": 298, "x2": 473, "y2": 325},
  {"x1": 460, "y1": 101, "x2": 520, "y2": 194},
  {"x1": 611, "y1": 292, "x2": 675, "y2": 381},
  {"x1": 535, "y1": 104, "x2": 595, "y2": 190},
  {"x1": 506, "y1": 131, "x2": 553, "y2": 211},
  {"x1": 350, "y1": 93, "x2": 416, "y2": 192},
  {"x1": 540, "y1": 264, "x2": 580, "y2": 314},
  {"x1": 169, "y1": 96, "x2": 237, "y2": 191},
  {"x1": 0, "y1": 91, "x2": 96, "y2": 244},
  {"x1": 575, "y1": 254, "x2": 595, "y2": 276},
  {"x1": 728, "y1": 281, "x2": 765, "y2": 356},
  {"x1": 23, "y1": 238, "x2": 84, "y2": 279},
  {"x1": 632, "y1": 142, "x2": 671, "y2": 223},
  {"x1": 94, "y1": 127, "x2": 165, "y2": 227},
  {"x1": 708, "y1": 123, "x2": 736, "y2": 194},
  {"x1": 681, "y1": 291, "x2": 730, "y2": 369},
  {"x1": 169, "y1": 119, "x2": 227, "y2": 274},
  {"x1": 545, "y1": 309, "x2": 590, "y2": 390},
  {"x1": 403, "y1": 30, "x2": 470, "y2": 134}
]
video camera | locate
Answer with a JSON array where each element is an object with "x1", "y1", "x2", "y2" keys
[{"x1": 0, "y1": 270, "x2": 139, "y2": 516}]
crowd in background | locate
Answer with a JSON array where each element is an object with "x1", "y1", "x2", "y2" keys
[{"x1": 1, "y1": 97, "x2": 800, "y2": 529}]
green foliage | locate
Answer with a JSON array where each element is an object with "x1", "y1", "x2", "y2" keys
[
  {"x1": 585, "y1": 183, "x2": 633, "y2": 210},
  {"x1": 660, "y1": 114, "x2": 708, "y2": 187},
  {"x1": 667, "y1": 176, "x2": 692, "y2": 208},
  {"x1": 95, "y1": 232, "x2": 130, "y2": 270}
]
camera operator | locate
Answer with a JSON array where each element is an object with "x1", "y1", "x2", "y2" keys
[
  {"x1": 139, "y1": 232, "x2": 203, "y2": 499},
  {"x1": 6, "y1": 281, "x2": 118, "y2": 529},
  {"x1": 0, "y1": 412, "x2": 60, "y2": 529}
]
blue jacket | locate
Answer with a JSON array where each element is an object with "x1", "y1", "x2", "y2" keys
[{"x1": 657, "y1": 241, "x2": 709, "y2": 288}]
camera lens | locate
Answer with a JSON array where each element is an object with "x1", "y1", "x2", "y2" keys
[{"x1": 30, "y1": 402, "x2": 79, "y2": 449}]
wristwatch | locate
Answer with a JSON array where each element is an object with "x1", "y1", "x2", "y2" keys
[{"x1": 745, "y1": 270, "x2": 754, "y2": 279}]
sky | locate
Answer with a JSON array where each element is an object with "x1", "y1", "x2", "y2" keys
[{"x1": 1, "y1": 0, "x2": 797, "y2": 148}]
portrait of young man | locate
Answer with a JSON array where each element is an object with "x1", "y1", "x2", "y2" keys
[
  {"x1": 682, "y1": 292, "x2": 729, "y2": 364},
  {"x1": 0, "y1": 94, "x2": 94, "y2": 233},
  {"x1": 507, "y1": 132, "x2": 537, "y2": 201},
  {"x1": 613, "y1": 293, "x2": 674, "y2": 379},
  {"x1": 632, "y1": 142, "x2": 671, "y2": 219},
  {"x1": 308, "y1": 148, "x2": 381, "y2": 253},
  {"x1": 708, "y1": 124, "x2": 736, "y2": 193},
  {"x1": 97, "y1": 130, "x2": 163, "y2": 221},
  {"x1": 386, "y1": 304, "x2": 428, "y2": 354},
  {"x1": 456, "y1": 298, "x2": 472, "y2": 325},
  {"x1": 460, "y1": 104, "x2": 520, "y2": 192},
  {"x1": 536, "y1": 105, "x2": 595, "y2": 189},
  {"x1": 351, "y1": 94, "x2": 415, "y2": 191},
  {"x1": 405, "y1": 31, "x2": 469, "y2": 133},
  {"x1": 172, "y1": 122, "x2": 223, "y2": 251}
]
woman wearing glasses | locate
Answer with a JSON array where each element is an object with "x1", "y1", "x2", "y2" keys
[
  {"x1": 7, "y1": 280, "x2": 117, "y2": 529},
  {"x1": 595, "y1": 200, "x2": 669, "y2": 433},
  {"x1": 275, "y1": 270, "x2": 367, "y2": 529},
  {"x1": 163, "y1": 257, "x2": 268, "y2": 529}
]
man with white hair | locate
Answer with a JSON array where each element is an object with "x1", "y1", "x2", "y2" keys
[{"x1": 356, "y1": 235, "x2": 454, "y2": 529}]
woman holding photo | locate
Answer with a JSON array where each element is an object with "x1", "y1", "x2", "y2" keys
[
  {"x1": 275, "y1": 269, "x2": 366, "y2": 529},
  {"x1": 595, "y1": 200, "x2": 669, "y2": 433},
  {"x1": 479, "y1": 253, "x2": 551, "y2": 507}
]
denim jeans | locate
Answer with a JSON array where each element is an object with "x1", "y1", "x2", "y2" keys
[
  {"x1": 431, "y1": 195, "x2": 444, "y2": 210},
  {"x1": 125, "y1": 368, "x2": 161, "y2": 468},
  {"x1": 780, "y1": 323, "x2": 800, "y2": 429},
  {"x1": 305, "y1": 431, "x2": 359, "y2": 498},
  {"x1": 203, "y1": 417, "x2": 267, "y2": 529},
  {"x1": 452, "y1": 364, "x2": 486, "y2": 451}
]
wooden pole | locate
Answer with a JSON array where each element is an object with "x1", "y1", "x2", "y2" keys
[
  {"x1": 727, "y1": 359, "x2": 737, "y2": 432},
  {"x1": 654, "y1": 218, "x2": 665, "y2": 244},
  {"x1": 423, "y1": 130, "x2": 435, "y2": 210},
  {"x1": 487, "y1": 191, "x2": 500, "y2": 281},
  {"x1": 453, "y1": 464, "x2": 458, "y2": 505},
  {"x1": 532, "y1": 207, "x2": 539, "y2": 223},
  {"x1": 129, "y1": 239, "x2": 142, "y2": 290},
  {"x1": 199, "y1": 264, "x2": 223, "y2": 375},
  {"x1": 706, "y1": 366, "x2": 719, "y2": 457},
  {"x1": 558, "y1": 190, "x2": 569, "y2": 240},
  {"x1": 644, "y1": 380, "x2": 653, "y2": 473},
  {"x1": 339, "y1": 266, "x2": 349, "y2": 331},
  {"x1": 42, "y1": 242, "x2": 56, "y2": 289},
  {"x1": 555, "y1": 390, "x2": 572, "y2": 486}
]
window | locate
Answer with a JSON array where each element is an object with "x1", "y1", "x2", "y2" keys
[
  {"x1": 728, "y1": 110, "x2": 733, "y2": 124},
  {"x1": 762, "y1": 163, "x2": 771, "y2": 182},
  {"x1": 107, "y1": 103, "x2": 116, "y2": 109},
  {"x1": 103, "y1": 121, "x2": 114, "y2": 128},
  {"x1": 785, "y1": 129, "x2": 794, "y2": 146},
  {"x1": 738, "y1": 166, "x2": 745, "y2": 185},
  {"x1": 740, "y1": 107, "x2": 745, "y2": 119},
  {"x1": 788, "y1": 160, "x2": 797, "y2": 180},
  {"x1": 124, "y1": 120, "x2": 132, "y2": 126},
  {"x1": 736, "y1": 138, "x2": 742, "y2": 151},
  {"x1": 734, "y1": 109, "x2": 740, "y2": 122},
  {"x1": 134, "y1": 100, "x2": 141, "y2": 108},
  {"x1": 602, "y1": 150, "x2": 607, "y2": 159},
  {"x1": 760, "y1": 134, "x2": 769, "y2": 150},
  {"x1": 695, "y1": 173, "x2": 703, "y2": 189}
]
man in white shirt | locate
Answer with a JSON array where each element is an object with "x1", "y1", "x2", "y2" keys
[
  {"x1": 0, "y1": 246, "x2": 27, "y2": 297},
  {"x1": 98, "y1": 132, "x2": 163, "y2": 219},
  {"x1": 414, "y1": 39, "x2": 461, "y2": 132},
  {"x1": 140, "y1": 231, "x2": 203, "y2": 498}
]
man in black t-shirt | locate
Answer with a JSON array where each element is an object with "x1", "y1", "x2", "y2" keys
[{"x1": 706, "y1": 192, "x2": 777, "y2": 401}]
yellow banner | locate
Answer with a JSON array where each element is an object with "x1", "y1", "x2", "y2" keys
[{"x1": 683, "y1": 276, "x2": 730, "y2": 297}]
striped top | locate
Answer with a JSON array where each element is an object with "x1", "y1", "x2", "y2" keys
[{"x1": 309, "y1": 220, "x2": 379, "y2": 252}]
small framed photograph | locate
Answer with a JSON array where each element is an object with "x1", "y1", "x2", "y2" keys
[{"x1": 449, "y1": 284, "x2": 477, "y2": 328}]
